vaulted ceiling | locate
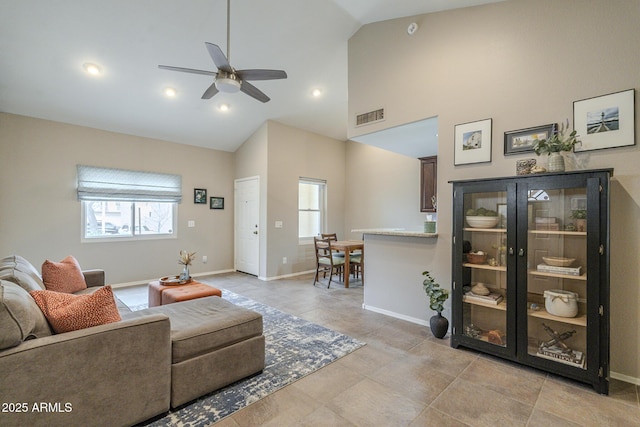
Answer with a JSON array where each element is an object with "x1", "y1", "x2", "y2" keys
[{"x1": 0, "y1": 0, "x2": 504, "y2": 152}]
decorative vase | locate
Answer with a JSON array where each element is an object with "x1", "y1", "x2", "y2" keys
[
  {"x1": 429, "y1": 313, "x2": 449, "y2": 339},
  {"x1": 575, "y1": 218, "x2": 586, "y2": 232},
  {"x1": 179, "y1": 264, "x2": 190, "y2": 281},
  {"x1": 424, "y1": 221, "x2": 436, "y2": 233},
  {"x1": 547, "y1": 152, "x2": 565, "y2": 172}
]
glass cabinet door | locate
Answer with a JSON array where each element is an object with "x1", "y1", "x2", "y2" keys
[
  {"x1": 523, "y1": 183, "x2": 590, "y2": 370},
  {"x1": 460, "y1": 189, "x2": 510, "y2": 348}
]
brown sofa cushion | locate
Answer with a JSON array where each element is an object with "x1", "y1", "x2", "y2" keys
[
  {"x1": 0, "y1": 255, "x2": 46, "y2": 292},
  {"x1": 30, "y1": 286, "x2": 121, "y2": 333},
  {"x1": 0, "y1": 280, "x2": 52, "y2": 350},
  {"x1": 41, "y1": 255, "x2": 87, "y2": 293}
]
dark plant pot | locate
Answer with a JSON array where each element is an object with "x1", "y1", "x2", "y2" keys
[{"x1": 429, "y1": 313, "x2": 449, "y2": 339}]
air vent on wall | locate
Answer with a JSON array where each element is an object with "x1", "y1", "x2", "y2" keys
[{"x1": 355, "y1": 108, "x2": 385, "y2": 127}]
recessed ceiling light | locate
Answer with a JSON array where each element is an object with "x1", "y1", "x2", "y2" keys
[
  {"x1": 218, "y1": 103, "x2": 230, "y2": 112},
  {"x1": 164, "y1": 87, "x2": 177, "y2": 97},
  {"x1": 82, "y1": 62, "x2": 102, "y2": 76},
  {"x1": 311, "y1": 89, "x2": 322, "y2": 98}
]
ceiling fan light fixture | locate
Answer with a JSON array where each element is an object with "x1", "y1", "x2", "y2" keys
[{"x1": 215, "y1": 77, "x2": 241, "y2": 93}]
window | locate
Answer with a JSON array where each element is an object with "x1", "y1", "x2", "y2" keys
[
  {"x1": 298, "y1": 178, "x2": 326, "y2": 242},
  {"x1": 77, "y1": 165, "x2": 181, "y2": 240}
]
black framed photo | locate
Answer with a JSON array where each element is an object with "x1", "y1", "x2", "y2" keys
[
  {"x1": 454, "y1": 118, "x2": 492, "y2": 165},
  {"x1": 194, "y1": 188, "x2": 207, "y2": 204},
  {"x1": 504, "y1": 124, "x2": 556, "y2": 155},
  {"x1": 574, "y1": 88, "x2": 635, "y2": 152},
  {"x1": 210, "y1": 197, "x2": 224, "y2": 210}
]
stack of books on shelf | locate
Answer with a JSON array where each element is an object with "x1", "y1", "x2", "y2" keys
[
  {"x1": 463, "y1": 291, "x2": 504, "y2": 305},
  {"x1": 536, "y1": 346, "x2": 585, "y2": 368},
  {"x1": 534, "y1": 216, "x2": 559, "y2": 231},
  {"x1": 537, "y1": 264, "x2": 582, "y2": 276}
]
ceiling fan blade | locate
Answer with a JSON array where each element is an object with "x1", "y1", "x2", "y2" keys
[
  {"x1": 158, "y1": 65, "x2": 216, "y2": 77},
  {"x1": 236, "y1": 69, "x2": 288, "y2": 81},
  {"x1": 205, "y1": 42, "x2": 232, "y2": 73},
  {"x1": 240, "y1": 81, "x2": 270, "y2": 103},
  {"x1": 201, "y1": 82, "x2": 219, "y2": 99}
]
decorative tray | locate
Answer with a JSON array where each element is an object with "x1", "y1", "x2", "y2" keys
[{"x1": 160, "y1": 275, "x2": 192, "y2": 286}]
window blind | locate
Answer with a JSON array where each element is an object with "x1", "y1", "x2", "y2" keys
[{"x1": 77, "y1": 165, "x2": 182, "y2": 203}]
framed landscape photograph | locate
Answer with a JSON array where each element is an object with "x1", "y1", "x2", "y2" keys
[
  {"x1": 574, "y1": 89, "x2": 635, "y2": 152},
  {"x1": 454, "y1": 118, "x2": 492, "y2": 165},
  {"x1": 194, "y1": 188, "x2": 207, "y2": 204},
  {"x1": 210, "y1": 197, "x2": 224, "y2": 210},
  {"x1": 504, "y1": 123, "x2": 556, "y2": 155}
]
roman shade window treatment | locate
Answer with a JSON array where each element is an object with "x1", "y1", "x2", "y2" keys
[{"x1": 76, "y1": 165, "x2": 182, "y2": 203}]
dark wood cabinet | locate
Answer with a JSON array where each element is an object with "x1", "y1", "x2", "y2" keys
[
  {"x1": 420, "y1": 156, "x2": 437, "y2": 212},
  {"x1": 450, "y1": 169, "x2": 611, "y2": 394}
]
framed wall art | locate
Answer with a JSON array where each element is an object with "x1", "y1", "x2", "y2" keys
[
  {"x1": 504, "y1": 123, "x2": 556, "y2": 155},
  {"x1": 210, "y1": 197, "x2": 224, "y2": 209},
  {"x1": 574, "y1": 89, "x2": 635, "y2": 152},
  {"x1": 194, "y1": 188, "x2": 207, "y2": 204},
  {"x1": 454, "y1": 118, "x2": 492, "y2": 165}
]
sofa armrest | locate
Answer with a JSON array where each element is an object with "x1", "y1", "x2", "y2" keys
[
  {"x1": 0, "y1": 314, "x2": 171, "y2": 427},
  {"x1": 82, "y1": 269, "x2": 105, "y2": 288}
]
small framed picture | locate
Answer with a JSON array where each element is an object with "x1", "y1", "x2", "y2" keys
[
  {"x1": 504, "y1": 124, "x2": 556, "y2": 155},
  {"x1": 454, "y1": 118, "x2": 492, "y2": 165},
  {"x1": 574, "y1": 88, "x2": 635, "y2": 152},
  {"x1": 210, "y1": 197, "x2": 224, "y2": 210},
  {"x1": 194, "y1": 189, "x2": 207, "y2": 204}
]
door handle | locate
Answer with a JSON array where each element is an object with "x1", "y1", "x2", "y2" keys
[
  {"x1": 509, "y1": 247, "x2": 514, "y2": 255},
  {"x1": 518, "y1": 248, "x2": 525, "y2": 257}
]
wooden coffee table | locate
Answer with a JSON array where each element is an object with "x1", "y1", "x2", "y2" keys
[{"x1": 148, "y1": 279, "x2": 222, "y2": 307}]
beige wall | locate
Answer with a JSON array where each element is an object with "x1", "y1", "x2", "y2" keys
[
  {"x1": 347, "y1": 0, "x2": 640, "y2": 382},
  {"x1": 235, "y1": 121, "x2": 347, "y2": 278},
  {"x1": 0, "y1": 113, "x2": 235, "y2": 284}
]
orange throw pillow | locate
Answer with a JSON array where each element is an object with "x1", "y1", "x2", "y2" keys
[
  {"x1": 41, "y1": 256, "x2": 87, "y2": 293},
  {"x1": 29, "y1": 286, "x2": 121, "y2": 333}
]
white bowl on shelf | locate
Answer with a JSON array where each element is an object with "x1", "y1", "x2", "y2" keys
[
  {"x1": 544, "y1": 289, "x2": 578, "y2": 317},
  {"x1": 542, "y1": 256, "x2": 575, "y2": 267},
  {"x1": 466, "y1": 216, "x2": 499, "y2": 228}
]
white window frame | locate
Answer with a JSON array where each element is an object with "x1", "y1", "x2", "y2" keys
[
  {"x1": 298, "y1": 177, "x2": 327, "y2": 245},
  {"x1": 81, "y1": 201, "x2": 178, "y2": 242},
  {"x1": 77, "y1": 165, "x2": 181, "y2": 242}
]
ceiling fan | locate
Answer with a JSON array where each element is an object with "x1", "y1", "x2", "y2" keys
[{"x1": 158, "y1": 0, "x2": 287, "y2": 103}]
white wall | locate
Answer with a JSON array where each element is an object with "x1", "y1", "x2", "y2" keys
[
  {"x1": 0, "y1": 113, "x2": 235, "y2": 284},
  {"x1": 347, "y1": 0, "x2": 640, "y2": 381}
]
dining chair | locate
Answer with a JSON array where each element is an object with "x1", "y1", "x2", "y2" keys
[
  {"x1": 322, "y1": 233, "x2": 362, "y2": 283},
  {"x1": 313, "y1": 236, "x2": 345, "y2": 288}
]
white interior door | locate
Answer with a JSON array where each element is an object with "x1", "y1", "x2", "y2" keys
[{"x1": 234, "y1": 177, "x2": 260, "y2": 276}]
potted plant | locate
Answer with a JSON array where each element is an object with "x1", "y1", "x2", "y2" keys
[
  {"x1": 422, "y1": 271, "x2": 449, "y2": 338},
  {"x1": 570, "y1": 209, "x2": 587, "y2": 232},
  {"x1": 533, "y1": 119, "x2": 581, "y2": 172}
]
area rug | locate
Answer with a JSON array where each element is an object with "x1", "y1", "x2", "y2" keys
[{"x1": 132, "y1": 290, "x2": 365, "y2": 426}]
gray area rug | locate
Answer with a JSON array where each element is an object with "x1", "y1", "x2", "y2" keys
[{"x1": 134, "y1": 290, "x2": 365, "y2": 426}]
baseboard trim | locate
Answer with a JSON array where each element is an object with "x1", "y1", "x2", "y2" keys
[
  {"x1": 362, "y1": 304, "x2": 429, "y2": 327},
  {"x1": 610, "y1": 371, "x2": 640, "y2": 386},
  {"x1": 110, "y1": 269, "x2": 236, "y2": 288},
  {"x1": 259, "y1": 269, "x2": 315, "y2": 281}
]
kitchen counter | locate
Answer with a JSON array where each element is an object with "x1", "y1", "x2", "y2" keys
[{"x1": 352, "y1": 228, "x2": 438, "y2": 238}]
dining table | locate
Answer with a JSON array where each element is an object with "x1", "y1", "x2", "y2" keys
[{"x1": 329, "y1": 240, "x2": 364, "y2": 288}]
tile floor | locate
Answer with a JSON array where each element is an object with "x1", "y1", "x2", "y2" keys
[{"x1": 114, "y1": 272, "x2": 640, "y2": 427}]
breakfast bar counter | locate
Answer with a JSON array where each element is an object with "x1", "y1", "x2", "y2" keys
[{"x1": 352, "y1": 228, "x2": 449, "y2": 327}]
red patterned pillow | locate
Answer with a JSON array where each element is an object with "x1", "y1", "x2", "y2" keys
[
  {"x1": 29, "y1": 286, "x2": 121, "y2": 333},
  {"x1": 41, "y1": 256, "x2": 87, "y2": 293}
]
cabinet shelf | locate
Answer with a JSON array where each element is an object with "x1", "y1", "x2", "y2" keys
[
  {"x1": 528, "y1": 308, "x2": 587, "y2": 327},
  {"x1": 529, "y1": 230, "x2": 586, "y2": 236},
  {"x1": 528, "y1": 270, "x2": 587, "y2": 281},
  {"x1": 463, "y1": 298, "x2": 507, "y2": 311},
  {"x1": 464, "y1": 227, "x2": 506, "y2": 233},
  {"x1": 463, "y1": 263, "x2": 506, "y2": 272}
]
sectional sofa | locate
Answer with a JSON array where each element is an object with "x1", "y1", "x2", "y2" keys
[{"x1": 0, "y1": 255, "x2": 265, "y2": 427}]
